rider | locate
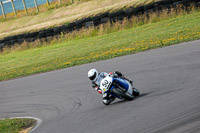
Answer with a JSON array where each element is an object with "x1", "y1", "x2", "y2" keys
[{"x1": 88, "y1": 69, "x2": 133, "y2": 105}]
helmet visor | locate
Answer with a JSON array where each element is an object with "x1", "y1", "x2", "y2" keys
[{"x1": 89, "y1": 72, "x2": 97, "y2": 81}]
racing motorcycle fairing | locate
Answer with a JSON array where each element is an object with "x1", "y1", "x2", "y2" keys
[
  {"x1": 99, "y1": 74, "x2": 133, "y2": 97},
  {"x1": 112, "y1": 77, "x2": 133, "y2": 95}
]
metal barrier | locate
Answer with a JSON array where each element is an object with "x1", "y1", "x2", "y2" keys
[{"x1": 0, "y1": 0, "x2": 66, "y2": 18}]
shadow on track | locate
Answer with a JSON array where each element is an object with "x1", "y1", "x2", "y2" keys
[
  {"x1": 109, "y1": 92, "x2": 152, "y2": 106},
  {"x1": 135, "y1": 92, "x2": 152, "y2": 99}
]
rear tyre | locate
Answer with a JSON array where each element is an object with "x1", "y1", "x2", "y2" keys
[
  {"x1": 112, "y1": 87, "x2": 134, "y2": 101},
  {"x1": 132, "y1": 88, "x2": 140, "y2": 97}
]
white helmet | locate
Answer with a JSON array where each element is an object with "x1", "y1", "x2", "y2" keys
[{"x1": 88, "y1": 69, "x2": 98, "y2": 81}]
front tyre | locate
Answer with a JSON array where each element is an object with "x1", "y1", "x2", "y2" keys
[
  {"x1": 103, "y1": 100, "x2": 110, "y2": 105},
  {"x1": 132, "y1": 88, "x2": 140, "y2": 97}
]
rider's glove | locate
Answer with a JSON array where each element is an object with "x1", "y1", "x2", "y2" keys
[
  {"x1": 92, "y1": 81, "x2": 97, "y2": 88},
  {"x1": 96, "y1": 87, "x2": 102, "y2": 94},
  {"x1": 94, "y1": 86, "x2": 98, "y2": 91}
]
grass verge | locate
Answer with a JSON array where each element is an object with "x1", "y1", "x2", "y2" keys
[
  {"x1": 0, "y1": 8, "x2": 200, "y2": 81},
  {"x1": 0, "y1": 118, "x2": 36, "y2": 133}
]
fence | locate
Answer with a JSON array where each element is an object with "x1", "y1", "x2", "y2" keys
[{"x1": 0, "y1": 0, "x2": 78, "y2": 18}]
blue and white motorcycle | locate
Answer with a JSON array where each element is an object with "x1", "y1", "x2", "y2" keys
[{"x1": 99, "y1": 74, "x2": 140, "y2": 104}]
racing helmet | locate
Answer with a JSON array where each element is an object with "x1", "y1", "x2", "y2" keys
[{"x1": 88, "y1": 69, "x2": 98, "y2": 81}]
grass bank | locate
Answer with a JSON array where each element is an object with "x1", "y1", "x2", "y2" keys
[
  {"x1": 0, "y1": 0, "x2": 154, "y2": 39},
  {"x1": 0, "y1": 118, "x2": 36, "y2": 133},
  {"x1": 0, "y1": 9, "x2": 200, "y2": 81}
]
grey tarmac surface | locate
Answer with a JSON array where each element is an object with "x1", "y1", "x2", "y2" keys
[{"x1": 0, "y1": 40, "x2": 200, "y2": 133}]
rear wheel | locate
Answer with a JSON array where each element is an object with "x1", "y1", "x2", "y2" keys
[{"x1": 132, "y1": 88, "x2": 140, "y2": 97}]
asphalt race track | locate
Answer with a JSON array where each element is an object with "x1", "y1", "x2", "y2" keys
[{"x1": 0, "y1": 40, "x2": 200, "y2": 133}]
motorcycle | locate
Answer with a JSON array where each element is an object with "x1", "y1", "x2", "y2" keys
[{"x1": 99, "y1": 73, "x2": 140, "y2": 104}]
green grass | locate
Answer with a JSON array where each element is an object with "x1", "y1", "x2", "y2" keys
[
  {"x1": 0, "y1": 118, "x2": 36, "y2": 133},
  {"x1": 0, "y1": 10, "x2": 200, "y2": 81}
]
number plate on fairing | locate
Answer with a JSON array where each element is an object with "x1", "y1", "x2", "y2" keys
[{"x1": 100, "y1": 75, "x2": 113, "y2": 94}]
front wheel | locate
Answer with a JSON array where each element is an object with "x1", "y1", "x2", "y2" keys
[{"x1": 132, "y1": 88, "x2": 140, "y2": 97}]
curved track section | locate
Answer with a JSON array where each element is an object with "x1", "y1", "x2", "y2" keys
[{"x1": 0, "y1": 40, "x2": 200, "y2": 133}]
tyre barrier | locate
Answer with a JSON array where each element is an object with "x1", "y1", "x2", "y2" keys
[
  {"x1": 144, "y1": 3, "x2": 155, "y2": 11},
  {"x1": 84, "y1": 21, "x2": 94, "y2": 28},
  {"x1": 0, "y1": 0, "x2": 200, "y2": 50},
  {"x1": 124, "y1": 8, "x2": 134, "y2": 17},
  {"x1": 133, "y1": 6, "x2": 144, "y2": 14},
  {"x1": 101, "y1": 17, "x2": 109, "y2": 24}
]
